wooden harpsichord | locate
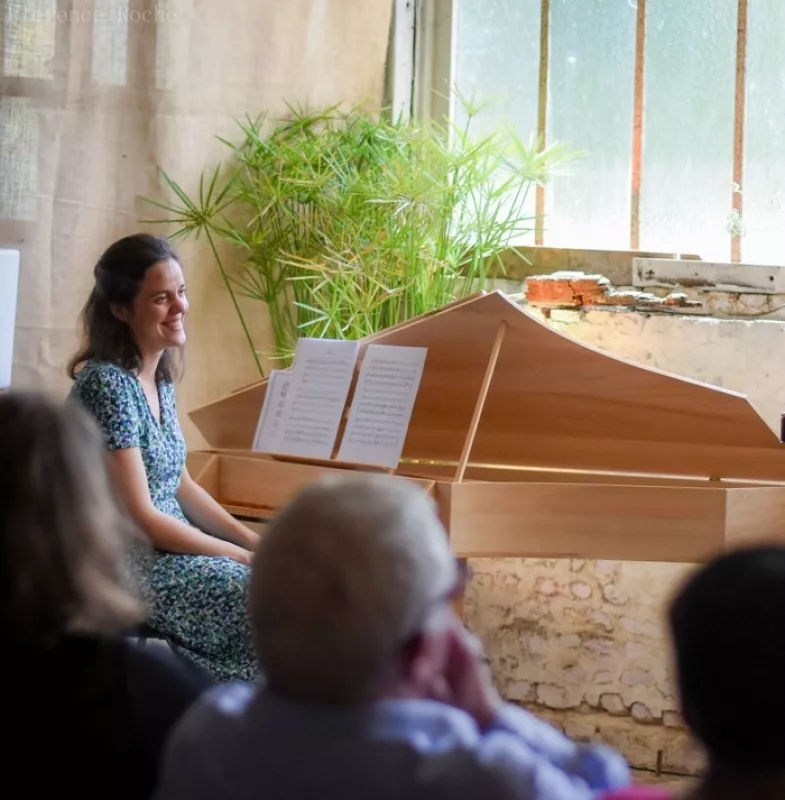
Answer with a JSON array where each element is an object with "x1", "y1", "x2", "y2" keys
[{"x1": 187, "y1": 291, "x2": 785, "y2": 563}]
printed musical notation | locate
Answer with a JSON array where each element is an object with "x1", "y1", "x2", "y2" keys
[
  {"x1": 252, "y1": 369, "x2": 291, "y2": 453},
  {"x1": 253, "y1": 338, "x2": 360, "y2": 459},
  {"x1": 337, "y1": 344, "x2": 427, "y2": 468},
  {"x1": 252, "y1": 338, "x2": 426, "y2": 467}
]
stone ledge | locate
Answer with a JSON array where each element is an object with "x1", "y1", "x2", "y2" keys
[
  {"x1": 634, "y1": 257, "x2": 785, "y2": 295},
  {"x1": 489, "y1": 246, "x2": 702, "y2": 287}
]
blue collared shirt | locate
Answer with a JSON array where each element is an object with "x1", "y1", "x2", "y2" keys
[{"x1": 154, "y1": 685, "x2": 630, "y2": 800}]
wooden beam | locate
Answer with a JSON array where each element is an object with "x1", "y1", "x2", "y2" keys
[
  {"x1": 630, "y1": 0, "x2": 647, "y2": 250},
  {"x1": 731, "y1": 0, "x2": 749, "y2": 263},
  {"x1": 534, "y1": 0, "x2": 550, "y2": 246}
]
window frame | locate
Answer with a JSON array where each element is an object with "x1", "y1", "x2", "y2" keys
[{"x1": 402, "y1": 0, "x2": 754, "y2": 263}]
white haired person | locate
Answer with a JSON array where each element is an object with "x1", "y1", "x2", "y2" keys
[{"x1": 154, "y1": 477, "x2": 630, "y2": 800}]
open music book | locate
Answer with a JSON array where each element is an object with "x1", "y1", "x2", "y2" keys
[{"x1": 252, "y1": 338, "x2": 427, "y2": 469}]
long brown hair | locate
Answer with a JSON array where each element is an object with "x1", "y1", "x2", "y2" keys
[
  {"x1": 0, "y1": 392, "x2": 142, "y2": 642},
  {"x1": 67, "y1": 233, "x2": 183, "y2": 383}
]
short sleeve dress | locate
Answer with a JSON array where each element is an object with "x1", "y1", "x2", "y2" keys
[{"x1": 71, "y1": 361, "x2": 258, "y2": 683}]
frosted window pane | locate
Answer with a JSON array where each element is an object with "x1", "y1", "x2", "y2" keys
[
  {"x1": 2, "y1": 0, "x2": 56, "y2": 79},
  {"x1": 455, "y1": 0, "x2": 540, "y2": 137},
  {"x1": 455, "y1": 0, "x2": 540, "y2": 244},
  {"x1": 741, "y1": 0, "x2": 785, "y2": 266},
  {"x1": 545, "y1": 0, "x2": 636, "y2": 249},
  {"x1": 91, "y1": 0, "x2": 128, "y2": 86},
  {"x1": 0, "y1": 97, "x2": 39, "y2": 221},
  {"x1": 640, "y1": 0, "x2": 736, "y2": 260}
]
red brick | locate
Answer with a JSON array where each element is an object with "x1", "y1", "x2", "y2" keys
[
  {"x1": 572, "y1": 276, "x2": 610, "y2": 303},
  {"x1": 526, "y1": 277, "x2": 581, "y2": 307}
]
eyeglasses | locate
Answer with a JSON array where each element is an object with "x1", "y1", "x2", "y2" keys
[
  {"x1": 421, "y1": 558, "x2": 470, "y2": 621},
  {"x1": 400, "y1": 558, "x2": 473, "y2": 651},
  {"x1": 445, "y1": 558, "x2": 470, "y2": 604}
]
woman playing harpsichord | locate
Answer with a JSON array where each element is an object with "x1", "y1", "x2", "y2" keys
[{"x1": 69, "y1": 233, "x2": 259, "y2": 682}]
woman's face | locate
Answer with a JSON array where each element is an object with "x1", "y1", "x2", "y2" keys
[{"x1": 126, "y1": 258, "x2": 188, "y2": 355}]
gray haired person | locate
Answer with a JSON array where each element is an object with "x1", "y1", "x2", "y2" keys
[{"x1": 154, "y1": 476, "x2": 630, "y2": 800}]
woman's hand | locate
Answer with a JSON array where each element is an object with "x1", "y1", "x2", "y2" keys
[
  {"x1": 177, "y1": 469, "x2": 261, "y2": 550},
  {"x1": 108, "y1": 450, "x2": 258, "y2": 563},
  {"x1": 223, "y1": 543, "x2": 253, "y2": 566}
]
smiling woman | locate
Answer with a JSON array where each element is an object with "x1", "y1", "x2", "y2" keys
[{"x1": 67, "y1": 234, "x2": 260, "y2": 682}]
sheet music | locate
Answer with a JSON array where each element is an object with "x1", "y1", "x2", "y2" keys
[
  {"x1": 337, "y1": 345, "x2": 427, "y2": 468},
  {"x1": 252, "y1": 369, "x2": 292, "y2": 453},
  {"x1": 274, "y1": 338, "x2": 360, "y2": 459}
]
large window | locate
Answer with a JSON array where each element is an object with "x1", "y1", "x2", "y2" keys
[{"x1": 417, "y1": 0, "x2": 785, "y2": 265}]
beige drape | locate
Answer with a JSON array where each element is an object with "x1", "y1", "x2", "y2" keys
[{"x1": 1, "y1": 0, "x2": 393, "y2": 445}]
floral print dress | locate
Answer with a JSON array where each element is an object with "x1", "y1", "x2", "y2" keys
[{"x1": 71, "y1": 361, "x2": 258, "y2": 682}]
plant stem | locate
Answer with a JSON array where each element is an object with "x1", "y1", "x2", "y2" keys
[{"x1": 204, "y1": 226, "x2": 265, "y2": 377}]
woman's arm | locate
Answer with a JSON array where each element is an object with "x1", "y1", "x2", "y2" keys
[
  {"x1": 109, "y1": 449, "x2": 252, "y2": 564},
  {"x1": 176, "y1": 469, "x2": 259, "y2": 551}
]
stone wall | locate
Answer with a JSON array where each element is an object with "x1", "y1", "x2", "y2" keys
[{"x1": 465, "y1": 276, "x2": 785, "y2": 777}]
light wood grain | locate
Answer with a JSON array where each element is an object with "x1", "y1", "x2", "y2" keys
[
  {"x1": 443, "y1": 481, "x2": 730, "y2": 562},
  {"x1": 200, "y1": 453, "x2": 436, "y2": 513},
  {"x1": 397, "y1": 462, "x2": 771, "y2": 488},
  {"x1": 189, "y1": 291, "x2": 785, "y2": 481},
  {"x1": 191, "y1": 453, "x2": 219, "y2": 496},
  {"x1": 725, "y1": 487, "x2": 785, "y2": 548},
  {"x1": 186, "y1": 451, "x2": 216, "y2": 482},
  {"x1": 222, "y1": 503, "x2": 274, "y2": 521},
  {"x1": 195, "y1": 455, "x2": 785, "y2": 563},
  {"x1": 270, "y1": 453, "x2": 394, "y2": 474},
  {"x1": 186, "y1": 291, "x2": 785, "y2": 564}
]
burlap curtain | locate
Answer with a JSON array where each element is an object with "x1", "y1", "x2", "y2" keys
[{"x1": 0, "y1": 0, "x2": 393, "y2": 445}]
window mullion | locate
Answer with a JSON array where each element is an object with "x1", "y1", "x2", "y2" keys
[
  {"x1": 629, "y1": 0, "x2": 647, "y2": 250},
  {"x1": 534, "y1": 0, "x2": 550, "y2": 246},
  {"x1": 388, "y1": 0, "x2": 416, "y2": 122},
  {"x1": 412, "y1": 0, "x2": 455, "y2": 124},
  {"x1": 731, "y1": 0, "x2": 749, "y2": 263}
]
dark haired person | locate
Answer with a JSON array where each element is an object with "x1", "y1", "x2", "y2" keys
[
  {"x1": 69, "y1": 233, "x2": 259, "y2": 682},
  {"x1": 604, "y1": 545, "x2": 785, "y2": 800},
  {"x1": 1, "y1": 392, "x2": 211, "y2": 799}
]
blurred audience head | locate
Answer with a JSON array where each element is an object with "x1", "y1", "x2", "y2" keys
[
  {"x1": 250, "y1": 475, "x2": 462, "y2": 705},
  {"x1": 0, "y1": 391, "x2": 141, "y2": 644},
  {"x1": 669, "y1": 545, "x2": 785, "y2": 774}
]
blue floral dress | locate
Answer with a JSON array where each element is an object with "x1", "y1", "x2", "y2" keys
[{"x1": 71, "y1": 361, "x2": 259, "y2": 682}]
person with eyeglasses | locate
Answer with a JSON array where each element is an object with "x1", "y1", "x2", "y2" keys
[{"x1": 154, "y1": 475, "x2": 630, "y2": 800}]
